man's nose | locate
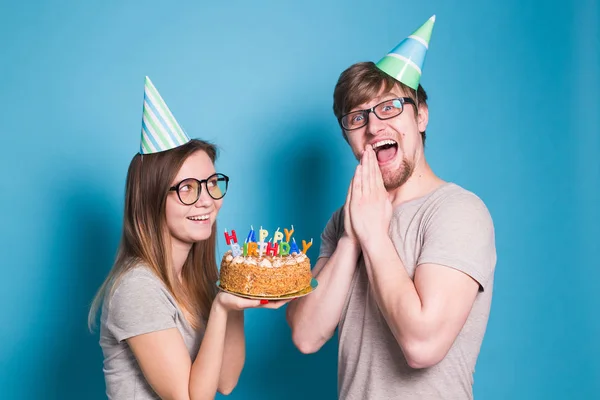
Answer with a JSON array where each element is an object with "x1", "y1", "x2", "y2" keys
[{"x1": 366, "y1": 111, "x2": 386, "y2": 136}]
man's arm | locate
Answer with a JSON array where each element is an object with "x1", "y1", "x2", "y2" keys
[
  {"x1": 351, "y1": 146, "x2": 494, "y2": 368},
  {"x1": 286, "y1": 236, "x2": 360, "y2": 353},
  {"x1": 287, "y1": 179, "x2": 362, "y2": 354},
  {"x1": 361, "y1": 241, "x2": 480, "y2": 368}
]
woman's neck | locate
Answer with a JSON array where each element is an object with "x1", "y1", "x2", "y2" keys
[{"x1": 171, "y1": 239, "x2": 192, "y2": 281}]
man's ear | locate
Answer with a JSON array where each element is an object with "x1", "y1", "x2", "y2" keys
[{"x1": 417, "y1": 104, "x2": 429, "y2": 132}]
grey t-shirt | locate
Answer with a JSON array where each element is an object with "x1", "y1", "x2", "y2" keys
[
  {"x1": 319, "y1": 182, "x2": 496, "y2": 400},
  {"x1": 99, "y1": 266, "x2": 204, "y2": 400}
]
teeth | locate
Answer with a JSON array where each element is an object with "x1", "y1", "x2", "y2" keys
[
  {"x1": 372, "y1": 139, "x2": 397, "y2": 150},
  {"x1": 188, "y1": 215, "x2": 209, "y2": 221}
]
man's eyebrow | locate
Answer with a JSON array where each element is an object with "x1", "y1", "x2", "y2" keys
[{"x1": 353, "y1": 93, "x2": 400, "y2": 111}]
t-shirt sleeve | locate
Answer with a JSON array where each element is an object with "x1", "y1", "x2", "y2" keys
[
  {"x1": 106, "y1": 271, "x2": 178, "y2": 342},
  {"x1": 417, "y1": 192, "x2": 496, "y2": 291},
  {"x1": 318, "y1": 207, "x2": 345, "y2": 259}
]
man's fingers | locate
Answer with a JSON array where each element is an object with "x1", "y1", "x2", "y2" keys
[
  {"x1": 367, "y1": 145, "x2": 385, "y2": 192},
  {"x1": 362, "y1": 148, "x2": 371, "y2": 196},
  {"x1": 353, "y1": 164, "x2": 363, "y2": 197},
  {"x1": 346, "y1": 175, "x2": 353, "y2": 207},
  {"x1": 368, "y1": 145, "x2": 378, "y2": 193}
]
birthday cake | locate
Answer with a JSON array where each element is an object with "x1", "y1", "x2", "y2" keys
[{"x1": 219, "y1": 226, "x2": 313, "y2": 297}]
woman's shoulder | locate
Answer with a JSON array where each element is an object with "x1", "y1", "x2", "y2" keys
[
  {"x1": 105, "y1": 264, "x2": 173, "y2": 311},
  {"x1": 112, "y1": 265, "x2": 162, "y2": 291},
  {"x1": 121, "y1": 264, "x2": 161, "y2": 282},
  {"x1": 101, "y1": 264, "x2": 179, "y2": 343}
]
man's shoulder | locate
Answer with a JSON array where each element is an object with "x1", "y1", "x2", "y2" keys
[
  {"x1": 324, "y1": 204, "x2": 345, "y2": 226},
  {"x1": 319, "y1": 204, "x2": 346, "y2": 250},
  {"x1": 423, "y1": 182, "x2": 494, "y2": 231},
  {"x1": 432, "y1": 182, "x2": 491, "y2": 212}
]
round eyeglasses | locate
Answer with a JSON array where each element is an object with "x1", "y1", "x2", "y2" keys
[
  {"x1": 339, "y1": 97, "x2": 416, "y2": 131},
  {"x1": 169, "y1": 173, "x2": 229, "y2": 205}
]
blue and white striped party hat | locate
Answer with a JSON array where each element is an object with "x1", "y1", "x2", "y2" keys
[
  {"x1": 376, "y1": 15, "x2": 436, "y2": 90},
  {"x1": 140, "y1": 76, "x2": 191, "y2": 154}
]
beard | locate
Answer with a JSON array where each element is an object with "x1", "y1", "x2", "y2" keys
[{"x1": 381, "y1": 157, "x2": 414, "y2": 190}]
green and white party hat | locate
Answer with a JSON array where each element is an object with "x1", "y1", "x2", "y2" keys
[
  {"x1": 139, "y1": 76, "x2": 191, "y2": 154},
  {"x1": 375, "y1": 15, "x2": 436, "y2": 90}
]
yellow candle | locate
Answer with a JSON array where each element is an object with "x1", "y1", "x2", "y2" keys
[
  {"x1": 247, "y1": 242, "x2": 258, "y2": 256},
  {"x1": 302, "y1": 239, "x2": 313, "y2": 254},
  {"x1": 284, "y1": 225, "x2": 294, "y2": 242}
]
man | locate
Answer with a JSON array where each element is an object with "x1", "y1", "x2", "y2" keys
[{"x1": 286, "y1": 15, "x2": 496, "y2": 399}]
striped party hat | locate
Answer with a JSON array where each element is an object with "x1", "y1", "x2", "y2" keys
[
  {"x1": 140, "y1": 76, "x2": 191, "y2": 154},
  {"x1": 376, "y1": 15, "x2": 436, "y2": 90}
]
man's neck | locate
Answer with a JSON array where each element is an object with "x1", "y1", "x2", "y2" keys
[{"x1": 387, "y1": 161, "x2": 445, "y2": 207}]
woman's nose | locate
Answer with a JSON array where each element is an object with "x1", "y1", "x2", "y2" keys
[{"x1": 195, "y1": 186, "x2": 213, "y2": 208}]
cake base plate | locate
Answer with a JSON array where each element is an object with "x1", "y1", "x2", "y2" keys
[{"x1": 216, "y1": 278, "x2": 318, "y2": 300}]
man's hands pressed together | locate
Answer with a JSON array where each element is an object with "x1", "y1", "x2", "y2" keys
[{"x1": 348, "y1": 145, "x2": 393, "y2": 251}]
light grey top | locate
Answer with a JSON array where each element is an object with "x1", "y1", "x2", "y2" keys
[
  {"x1": 319, "y1": 182, "x2": 497, "y2": 400},
  {"x1": 99, "y1": 266, "x2": 204, "y2": 400}
]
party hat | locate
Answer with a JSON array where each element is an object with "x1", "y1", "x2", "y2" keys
[
  {"x1": 139, "y1": 76, "x2": 191, "y2": 154},
  {"x1": 375, "y1": 15, "x2": 436, "y2": 90}
]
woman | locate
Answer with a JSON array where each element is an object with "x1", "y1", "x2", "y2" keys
[{"x1": 89, "y1": 78, "x2": 286, "y2": 400}]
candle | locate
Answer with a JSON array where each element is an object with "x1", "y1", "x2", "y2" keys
[
  {"x1": 245, "y1": 225, "x2": 257, "y2": 243},
  {"x1": 279, "y1": 241, "x2": 290, "y2": 256},
  {"x1": 290, "y1": 238, "x2": 300, "y2": 254},
  {"x1": 224, "y1": 229, "x2": 241, "y2": 256},
  {"x1": 302, "y1": 239, "x2": 313, "y2": 254},
  {"x1": 224, "y1": 229, "x2": 237, "y2": 245},
  {"x1": 284, "y1": 225, "x2": 294, "y2": 242},
  {"x1": 258, "y1": 241, "x2": 267, "y2": 257},
  {"x1": 273, "y1": 228, "x2": 284, "y2": 244},
  {"x1": 258, "y1": 227, "x2": 268, "y2": 257},
  {"x1": 266, "y1": 241, "x2": 279, "y2": 257},
  {"x1": 231, "y1": 243, "x2": 242, "y2": 257},
  {"x1": 243, "y1": 242, "x2": 248, "y2": 256},
  {"x1": 259, "y1": 227, "x2": 269, "y2": 242},
  {"x1": 247, "y1": 242, "x2": 258, "y2": 256}
]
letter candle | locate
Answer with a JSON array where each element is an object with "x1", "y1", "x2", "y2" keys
[
  {"x1": 265, "y1": 241, "x2": 279, "y2": 257},
  {"x1": 278, "y1": 241, "x2": 291, "y2": 256},
  {"x1": 246, "y1": 225, "x2": 257, "y2": 243},
  {"x1": 258, "y1": 227, "x2": 268, "y2": 257},
  {"x1": 273, "y1": 228, "x2": 284, "y2": 244},
  {"x1": 290, "y1": 237, "x2": 300, "y2": 254},
  {"x1": 302, "y1": 239, "x2": 313, "y2": 254},
  {"x1": 284, "y1": 225, "x2": 294, "y2": 242},
  {"x1": 224, "y1": 229, "x2": 242, "y2": 256}
]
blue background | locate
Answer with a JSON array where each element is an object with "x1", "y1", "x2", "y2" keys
[{"x1": 1, "y1": 0, "x2": 598, "y2": 399}]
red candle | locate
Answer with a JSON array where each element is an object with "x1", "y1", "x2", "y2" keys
[
  {"x1": 266, "y1": 242, "x2": 279, "y2": 257},
  {"x1": 224, "y1": 229, "x2": 237, "y2": 245}
]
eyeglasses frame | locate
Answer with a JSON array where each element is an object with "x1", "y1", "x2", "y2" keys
[
  {"x1": 169, "y1": 173, "x2": 230, "y2": 205},
  {"x1": 339, "y1": 97, "x2": 416, "y2": 131}
]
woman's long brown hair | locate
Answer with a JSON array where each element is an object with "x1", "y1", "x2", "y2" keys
[{"x1": 88, "y1": 139, "x2": 220, "y2": 331}]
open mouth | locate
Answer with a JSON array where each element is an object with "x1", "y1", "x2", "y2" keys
[
  {"x1": 372, "y1": 139, "x2": 398, "y2": 164},
  {"x1": 187, "y1": 214, "x2": 210, "y2": 222}
]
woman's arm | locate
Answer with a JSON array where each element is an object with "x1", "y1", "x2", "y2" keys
[
  {"x1": 127, "y1": 296, "x2": 230, "y2": 400},
  {"x1": 127, "y1": 292, "x2": 288, "y2": 400},
  {"x1": 213, "y1": 294, "x2": 291, "y2": 395},
  {"x1": 217, "y1": 310, "x2": 245, "y2": 395},
  {"x1": 188, "y1": 297, "x2": 232, "y2": 398}
]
